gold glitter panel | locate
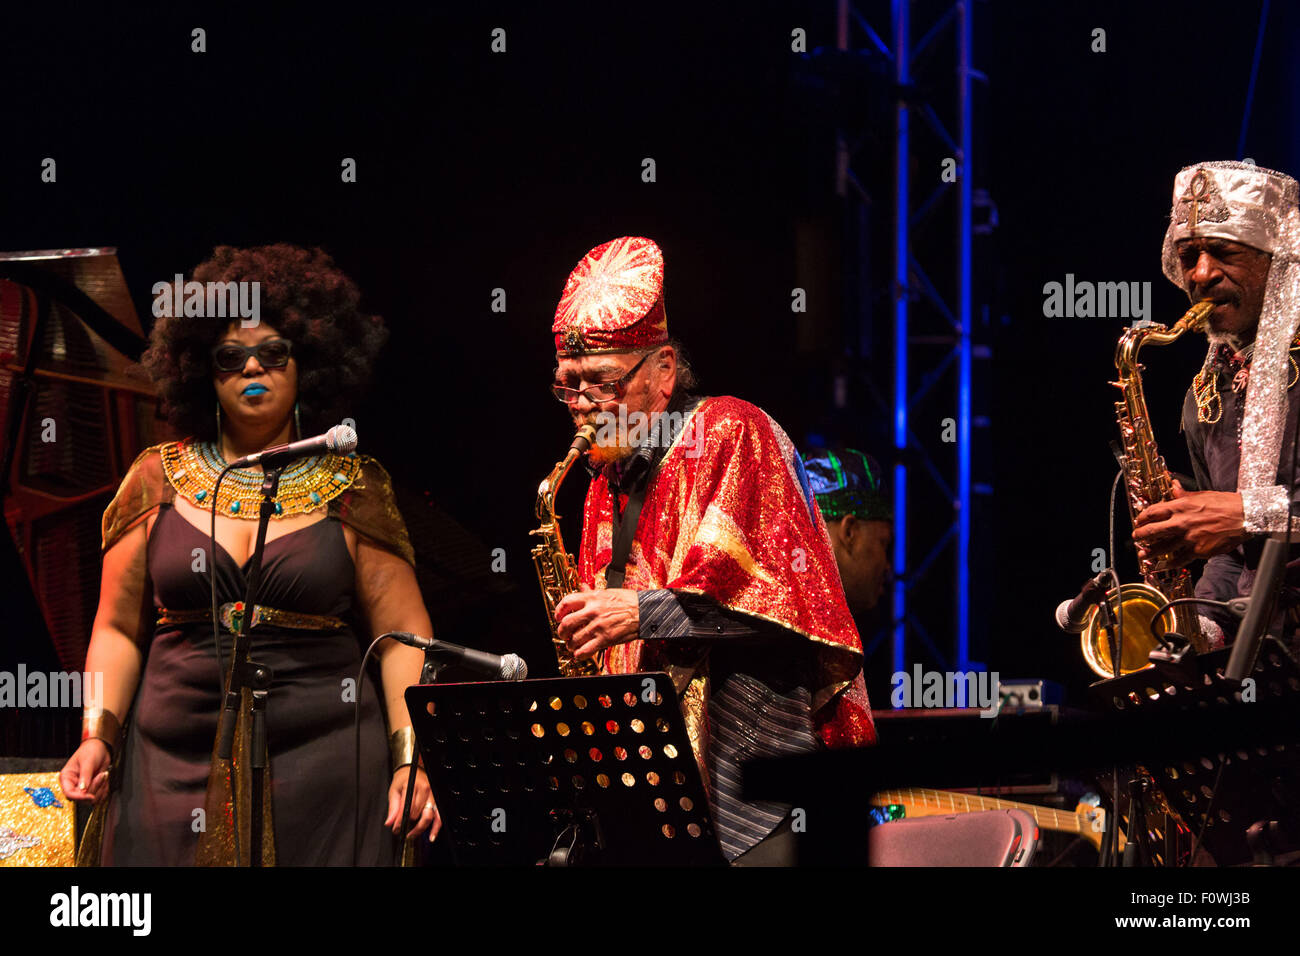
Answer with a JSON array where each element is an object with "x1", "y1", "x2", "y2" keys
[{"x1": 0, "y1": 772, "x2": 76, "y2": 867}]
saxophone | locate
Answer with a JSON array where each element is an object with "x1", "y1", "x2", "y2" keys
[
  {"x1": 531, "y1": 424, "x2": 601, "y2": 677},
  {"x1": 1081, "y1": 299, "x2": 1215, "y2": 677}
]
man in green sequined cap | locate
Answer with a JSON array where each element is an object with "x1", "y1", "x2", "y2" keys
[{"x1": 803, "y1": 448, "x2": 893, "y2": 616}]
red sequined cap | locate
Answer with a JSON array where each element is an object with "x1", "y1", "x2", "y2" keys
[{"x1": 553, "y1": 236, "x2": 669, "y2": 356}]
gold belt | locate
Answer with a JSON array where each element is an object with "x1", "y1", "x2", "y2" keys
[{"x1": 157, "y1": 602, "x2": 346, "y2": 632}]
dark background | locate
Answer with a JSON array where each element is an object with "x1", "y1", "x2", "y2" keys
[{"x1": 2, "y1": 1, "x2": 1298, "y2": 750}]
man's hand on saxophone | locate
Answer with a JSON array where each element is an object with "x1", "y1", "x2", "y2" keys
[
  {"x1": 1132, "y1": 478, "x2": 1250, "y2": 567},
  {"x1": 555, "y1": 586, "x2": 640, "y2": 661}
]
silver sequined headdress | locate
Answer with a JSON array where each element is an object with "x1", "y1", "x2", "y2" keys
[{"x1": 1161, "y1": 160, "x2": 1300, "y2": 533}]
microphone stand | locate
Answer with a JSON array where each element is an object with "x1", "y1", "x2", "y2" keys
[
  {"x1": 215, "y1": 465, "x2": 282, "y2": 866},
  {"x1": 1226, "y1": 537, "x2": 1289, "y2": 682},
  {"x1": 1084, "y1": 574, "x2": 1126, "y2": 867},
  {"x1": 395, "y1": 649, "x2": 443, "y2": 864},
  {"x1": 419, "y1": 647, "x2": 443, "y2": 688}
]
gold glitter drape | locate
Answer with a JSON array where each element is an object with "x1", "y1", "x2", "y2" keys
[
  {"x1": 101, "y1": 445, "x2": 174, "y2": 552},
  {"x1": 332, "y1": 457, "x2": 416, "y2": 566},
  {"x1": 74, "y1": 800, "x2": 106, "y2": 866},
  {"x1": 195, "y1": 687, "x2": 276, "y2": 867},
  {"x1": 74, "y1": 732, "x2": 126, "y2": 866}
]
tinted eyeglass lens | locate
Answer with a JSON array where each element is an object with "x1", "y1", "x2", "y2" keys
[
  {"x1": 258, "y1": 342, "x2": 290, "y2": 367},
  {"x1": 551, "y1": 383, "x2": 621, "y2": 403},
  {"x1": 214, "y1": 346, "x2": 249, "y2": 371}
]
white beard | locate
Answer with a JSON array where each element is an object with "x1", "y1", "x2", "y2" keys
[{"x1": 1205, "y1": 328, "x2": 1252, "y2": 352}]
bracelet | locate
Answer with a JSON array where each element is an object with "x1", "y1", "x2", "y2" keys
[
  {"x1": 81, "y1": 709, "x2": 122, "y2": 757},
  {"x1": 389, "y1": 725, "x2": 417, "y2": 772}
]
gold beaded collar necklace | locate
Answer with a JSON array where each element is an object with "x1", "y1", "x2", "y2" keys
[
  {"x1": 160, "y1": 440, "x2": 362, "y2": 518},
  {"x1": 1192, "y1": 332, "x2": 1300, "y2": 426}
]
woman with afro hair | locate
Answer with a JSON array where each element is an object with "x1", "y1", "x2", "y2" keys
[{"x1": 61, "y1": 243, "x2": 440, "y2": 865}]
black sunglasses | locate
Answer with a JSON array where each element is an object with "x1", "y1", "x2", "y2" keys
[{"x1": 211, "y1": 338, "x2": 293, "y2": 373}]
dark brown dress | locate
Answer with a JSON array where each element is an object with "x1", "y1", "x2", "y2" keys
[{"x1": 81, "y1": 444, "x2": 417, "y2": 866}]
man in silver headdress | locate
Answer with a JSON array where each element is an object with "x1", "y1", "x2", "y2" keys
[{"x1": 1133, "y1": 161, "x2": 1300, "y2": 644}]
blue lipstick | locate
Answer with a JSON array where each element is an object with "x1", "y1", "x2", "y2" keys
[{"x1": 241, "y1": 383, "x2": 268, "y2": 396}]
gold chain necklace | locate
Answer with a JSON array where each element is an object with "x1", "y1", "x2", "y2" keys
[
  {"x1": 1193, "y1": 336, "x2": 1300, "y2": 425},
  {"x1": 160, "y1": 440, "x2": 362, "y2": 518}
]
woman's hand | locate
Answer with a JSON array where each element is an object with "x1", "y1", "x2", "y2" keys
[
  {"x1": 60, "y1": 739, "x2": 111, "y2": 803},
  {"x1": 386, "y1": 766, "x2": 441, "y2": 841}
]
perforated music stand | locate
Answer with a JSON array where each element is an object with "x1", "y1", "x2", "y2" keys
[
  {"x1": 1089, "y1": 637, "x2": 1300, "y2": 865},
  {"x1": 405, "y1": 672, "x2": 723, "y2": 866}
]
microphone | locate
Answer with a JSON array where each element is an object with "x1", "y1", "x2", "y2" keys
[
  {"x1": 384, "y1": 632, "x2": 528, "y2": 681},
  {"x1": 1055, "y1": 572, "x2": 1113, "y2": 634},
  {"x1": 228, "y1": 424, "x2": 358, "y2": 469}
]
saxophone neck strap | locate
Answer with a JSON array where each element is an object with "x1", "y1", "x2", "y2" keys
[
  {"x1": 604, "y1": 395, "x2": 700, "y2": 588},
  {"x1": 606, "y1": 470, "x2": 657, "y2": 589}
]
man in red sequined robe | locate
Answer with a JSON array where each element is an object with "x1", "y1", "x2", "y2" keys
[{"x1": 550, "y1": 236, "x2": 875, "y2": 863}]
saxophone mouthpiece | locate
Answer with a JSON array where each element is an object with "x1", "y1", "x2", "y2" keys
[
  {"x1": 1183, "y1": 298, "x2": 1216, "y2": 330},
  {"x1": 571, "y1": 424, "x2": 597, "y2": 454}
]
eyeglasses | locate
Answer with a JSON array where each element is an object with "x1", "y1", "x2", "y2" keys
[
  {"x1": 551, "y1": 351, "x2": 653, "y2": 404},
  {"x1": 211, "y1": 338, "x2": 293, "y2": 373}
]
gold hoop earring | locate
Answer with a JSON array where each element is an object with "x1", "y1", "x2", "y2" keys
[
  {"x1": 216, "y1": 403, "x2": 222, "y2": 438},
  {"x1": 294, "y1": 402, "x2": 302, "y2": 440}
]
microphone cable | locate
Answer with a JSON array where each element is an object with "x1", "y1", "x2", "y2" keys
[
  {"x1": 1107, "y1": 465, "x2": 1125, "y2": 682},
  {"x1": 1106, "y1": 465, "x2": 1125, "y2": 865}
]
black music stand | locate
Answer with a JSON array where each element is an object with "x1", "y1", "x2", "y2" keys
[
  {"x1": 405, "y1": 672, "x2": 723, "y2": 866},
  {"x1": 1089, "y1": 638, "x2": 1300, "y2": 865}
]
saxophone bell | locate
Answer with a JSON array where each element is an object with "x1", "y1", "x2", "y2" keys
[{"x1": 1081, "y1": 582, "x2": 1178, "y2": 677}]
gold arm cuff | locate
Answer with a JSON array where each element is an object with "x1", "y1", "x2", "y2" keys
[
  {"x1": 81, "y1": 710, "x2": 122, "y2": 756},
  {"x1": 389, "y1": 725, "x2": 417, "y2": 772}
]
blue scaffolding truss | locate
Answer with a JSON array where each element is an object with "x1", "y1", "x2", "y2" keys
[{"x1": 837, "y1": 0, "x2": 986, "y2": 675}]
